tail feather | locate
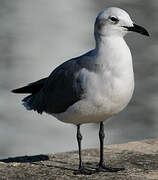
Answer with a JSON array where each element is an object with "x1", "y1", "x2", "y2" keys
[
  {"x1": 22, "y1": 95, "x2": 33, "y2": 110},
  {"x1": 22, "y1": 92, "x2": 45, "y2": 114},
  {"x1": 12, "y1": 77, "x2": 47, "y2": 114}
]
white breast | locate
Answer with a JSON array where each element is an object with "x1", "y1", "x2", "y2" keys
[{"x1": 53, "y1": 37, "x2": 134, "y2": 125}]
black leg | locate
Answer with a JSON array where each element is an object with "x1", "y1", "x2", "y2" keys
[
  {"x1": 77, "y1": 124, "x2": 83, "y2": 169},
  {"x1": 96, "y1": 121, "x2": 124, "y2": 172},
  {"x1": 73, "y1": 125, "x2": 93, "y2": 175},
  {"x1": 98, "y1": 121, "x2": 105, "y2": 167}
]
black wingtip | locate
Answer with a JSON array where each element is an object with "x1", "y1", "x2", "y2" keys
[
  {"x1": 11, "y1": 87, "x2": 28, "y2": 94},
  {"x1": 11, "y1": 89, "x2": 17, "y2": 93},
  {"x1": 11, "y1": 77, "x2": 47, "y2": 94},
  {"x1": 11, "y1": 88, "x2": 22, "y2": 93}
]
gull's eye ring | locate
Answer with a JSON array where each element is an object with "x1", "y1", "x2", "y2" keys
[{"x1": 109, "y1": 16, "x2": 119, "y2": 24}]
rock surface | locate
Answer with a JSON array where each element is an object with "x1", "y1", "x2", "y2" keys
[{"x1": 1, "y1": 139, "x2": 158, "y2": 180}]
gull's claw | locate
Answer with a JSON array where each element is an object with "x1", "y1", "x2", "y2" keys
[
  {"x1": 95, "y1": 163, "x2": 125, "y2": 172},
  {"x1": 73, "y1": 166, "x2": 95, "y2": 175}
]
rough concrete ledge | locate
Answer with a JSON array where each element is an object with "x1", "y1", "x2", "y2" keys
[{"x1": 1, "y1": 139, "x2": 158, "y2": 180}]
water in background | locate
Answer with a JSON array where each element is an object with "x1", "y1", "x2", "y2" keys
[{"x1": 0, "y1": 0, "x2": 158, "y2": 158}]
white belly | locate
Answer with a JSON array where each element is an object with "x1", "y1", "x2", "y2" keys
[{"x1": 52, "y1": 68, "x2": 134, "y2": 125}]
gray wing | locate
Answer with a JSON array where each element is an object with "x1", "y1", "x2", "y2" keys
[
  {"x1": 22, "y1": 50, "x2": 99, "y2": 114},
  {"x1": 42, "y1": 59, "x2": 84, "y2": 114},
  {"x1": 40, "y1": 51, "x2": 99, "y2": 114}
]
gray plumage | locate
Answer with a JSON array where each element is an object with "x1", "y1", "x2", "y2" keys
[{"x1": 14, "y1": 50, "x2": 101, "y2": 114}]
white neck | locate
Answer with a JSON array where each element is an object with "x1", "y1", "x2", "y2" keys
[
  {"x1": 95, "y1": 34, "x2": 125, "y2": 52},
  {"x1": 94, "y1": 34, "x2": 134, "y2": 81},
  {"x1": 95, "y1": 34, "x2": 131, "y2": 63}
]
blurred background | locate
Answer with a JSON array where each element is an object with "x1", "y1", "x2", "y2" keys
[{"x1": 0, "y1": 0, "x2": 158, "y2": 159}]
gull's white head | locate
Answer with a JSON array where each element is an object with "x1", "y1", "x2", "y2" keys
[{"x1": 95, "y1": 7, "x2": 149, "y2": 38}]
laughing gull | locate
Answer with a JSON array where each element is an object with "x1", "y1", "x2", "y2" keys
[{"x1": 12, "y1": 7, "x2": 149, "y2": 175}]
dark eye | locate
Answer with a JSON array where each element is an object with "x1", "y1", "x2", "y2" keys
[{"x1": 110, "y1": 16, "x2": 119, "y2": 23}]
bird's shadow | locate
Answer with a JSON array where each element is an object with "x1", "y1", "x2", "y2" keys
[
  {"x1": 0, "y1": 154, "x2": 76, "y2": 172},
  {"x1": 0, "y1": 154, "x2": 97, "y2": 173},
  {"x1": 0, "y1": 154, "x2": 49, "y2": 163}
]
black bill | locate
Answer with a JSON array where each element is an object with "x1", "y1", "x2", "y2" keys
[{"x1": 123, "y1": 23, "x2": 149, "y2": 36}]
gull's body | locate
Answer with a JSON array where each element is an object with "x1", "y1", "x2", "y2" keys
[
  {"x1": 12, "y1": 7, "x2": 149, "y2": 175},
  {"x1": 53, "y1": 36, "x2": 134, "y2": 124}
]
